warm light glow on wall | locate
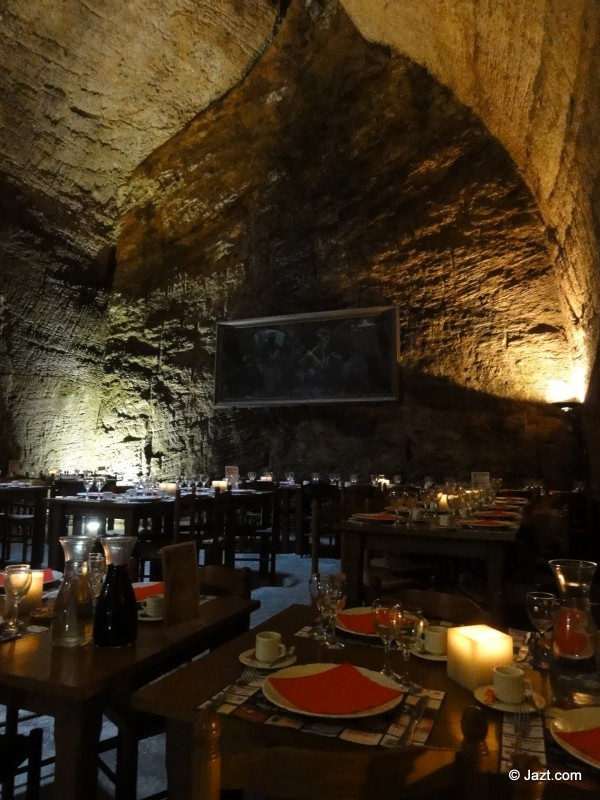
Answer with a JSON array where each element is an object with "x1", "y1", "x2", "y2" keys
[{"x1": 546, "y1": 363, "x2": 587, "y2": 404}]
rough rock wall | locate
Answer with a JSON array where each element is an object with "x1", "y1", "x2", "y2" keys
[
  {"x1": 341, "y1": 0, "x2": 600, "y2": 397},
  {"x1": 100, "y1": 1, "x2": 577, "y2": 485},
  {"x1": 0, "y1": 0, "x2": 278, "y2": 470},
  {"x1": 0, "y1": 0, "x2": 591, "y2": 488}
]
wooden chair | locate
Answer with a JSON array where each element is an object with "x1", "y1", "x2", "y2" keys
[
  {"x1": 367, "y1": 585, "x2": 491, "y2": 625},
  {"x1": 161, "y1": 540, "x2": 201, "y2": 624},
  {"x1": 0, "y1": 497, "x2": 35, "y2": 564},
  {"x1": 0, "y1": 727, "x2": 43, "y2": 800},
  {"x1": 198, "y1": 564, "x2": 252, "y2": 599},
  {"x1": 177, "y1": 704, "x2": 545, "y2": 800}
]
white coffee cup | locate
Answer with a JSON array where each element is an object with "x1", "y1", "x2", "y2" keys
[
  {"x1": 423, "y1": 625, "x2": 448, "y2": 655},
  {"x1": 255, "y1": 631, "x2": 286, "y2": 663},
  {"x1": 411, "y1": 507, "x2": 425, "y2": 522},
  {"x1": 493, "y1": 665, "x2": 530, "y2": 704},
  {"x1": 140, "y1": 594, "x2": 165, "y2": 618}
]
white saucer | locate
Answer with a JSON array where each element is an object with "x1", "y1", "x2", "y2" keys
[
  {"x1": 474, "y1": 684, "x2": 545, "y2": 713},
  {"x1": 410, "y1": 645, "x2": 447, "y2": 662},
  {"x1": 138, "y1": 611, "x2": 163, "y2": 622},
  {"x1": 238, "y1": 648, "x2": 297, "y2": 670}
]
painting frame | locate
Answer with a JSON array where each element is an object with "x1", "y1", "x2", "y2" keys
[{"x1": 214, "y1": 306, "x2": 399, "y2": 408}]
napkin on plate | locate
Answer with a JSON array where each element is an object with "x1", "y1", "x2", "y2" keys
[
  {"x1": 555, "y1": 727, "x2": 600, "y2": 762},
  {"x1": 133, "y1": 582, "x2": 165, "y2": 601},
  {"x1": 268, "y1": 662, "x2": 401, "y2": 715},
  {"x1": 337, "y1": 611, "x2": 376, "y2": 635}
]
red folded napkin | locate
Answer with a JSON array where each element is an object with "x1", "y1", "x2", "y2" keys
[
  {"x1": 337, "y1": 611, "x2": 376, "y2": 635},
  {"x1": 0, "y1": 568, "x2": 55, "y2": 587},
  {"x1": 268, "y1": 662, "x2": 401, "y2": 715},
  {"x1": 556, "y1": 727, "x2": 600, "y2": 763},
  {"x1": 353, "y1": 512, "x2": 396, "y2": 522},
  {"x1": 133, "y1": 582, "x2": 165, "y2": 601}
]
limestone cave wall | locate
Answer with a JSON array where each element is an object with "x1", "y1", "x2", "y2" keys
[{"x1": 0, "y1": 0, "x2": 596, "y2": 490}]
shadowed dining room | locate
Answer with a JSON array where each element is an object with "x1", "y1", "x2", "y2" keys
[{"x1": 1, "y1": 0, "x2": 600, "y2": 798}]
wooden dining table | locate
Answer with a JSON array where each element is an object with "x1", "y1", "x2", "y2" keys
[
  {"x1": 336, "y1": 518, "x2": 519, "y2": 625},
  {"x1": 0, "y1": 595, "x2": 259, "y2": 800},
  {"x1": 46, "y1": 494, "x2": 175, "y2": 570},
  {"x1": 132, "y1": 603, "x2": 598, "y2": 800}
]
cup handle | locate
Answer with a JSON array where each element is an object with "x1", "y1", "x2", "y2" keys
[{"x1": 278, "y1": 644, "x2": 287, "y2": 659}]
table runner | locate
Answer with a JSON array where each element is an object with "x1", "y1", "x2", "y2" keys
[{"x1": 202, "y1": 673, "x2": 444, "y2": 748}]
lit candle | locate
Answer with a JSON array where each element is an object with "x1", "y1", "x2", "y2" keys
[
  {"x1": 437, "y1": 492, "x2": 449, "y2": 511},
  {"x1": 447, "y1": 625, "x2": 513, "y2": 690},
  {"x1": 211, "y1": 480, "x2": 229, "y2": 491},
  {"x1": 17, "y1": 570, "x2": 45, "y2": 616}
]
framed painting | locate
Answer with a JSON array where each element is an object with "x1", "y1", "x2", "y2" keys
[{"x1": 214, "y1": 306, "x2": 399, "y2": 408}]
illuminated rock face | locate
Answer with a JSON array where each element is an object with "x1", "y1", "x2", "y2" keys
[{"x1": 0, "y1": 0, "x2": 595, "y2": 488}]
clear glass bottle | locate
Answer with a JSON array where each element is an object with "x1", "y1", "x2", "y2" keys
[
  {"x1": 549, "y1": 559, "x2": 600, "y2": 707},
  {"x1": 93, "y1": 535, "x2": 138, "y2": 648},
  {"x1": 51, "y1": 536, "x2": 96, "y2": 647}
]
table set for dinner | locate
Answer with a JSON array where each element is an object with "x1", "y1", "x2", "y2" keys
[
  {"x1": 0, "y1": 547, "x2": 259, "y2": 800},
  {"x1": 132, "y1": 584, "x2": 600, "y2": 800}
]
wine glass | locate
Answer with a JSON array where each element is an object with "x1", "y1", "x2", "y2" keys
[
  {"x1": 392, "y1": 604, "x2": 423, "y2": 692},
  {"x1": 388, "y1": 490, "x2": 404, "y2": 527},
  {"x1": 82, "y1": 472, "x2": 95, "y2": 499},
  {"x1": 284, "y1": 470, "x2": 295, "y2": 485},
  {"x1": 87, "y1": 554, "x2": 107, "y2": 601},
  {"x1": 247, "y1": 471, "x2": 257, "y2": 483},
  {"x1": 2, "y1": 564, "x2": 32, "y2": 634},
  {"x1": 525, "y1": 591, "x2": 557, "y2": 669},
  {"x1": 371, "y1": 598, "x2": 400, "y2": 680},
  {"x1": 198, "y1": 472, "x2": 209, "y2": 489},
  {"x1": 322, "y1": 573, "x2": 347, "y2": 650},
  {"x1": 308, "y1": 573, "x2": 330, "y2": 641}
]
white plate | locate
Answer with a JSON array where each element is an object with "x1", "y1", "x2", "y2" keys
[
  {"x1": 550, "y1": 707, "x2": 600, "y2": 770},
  {"x1": 138, "y1": 611, "x2": 163, "y2": 622},
  {"x1": 335, "y1": 607, "x2": 378, "y2": 638},
  {"x1": 262, "y1": 663, "x2": 403, "y2": 719},
  {"x1": 410, "y1": 645, "x2": 447, "y2": 662},
  {"x1": 473, "y1": 685, "x2": 545, "y2": 713},
  {"x1": 238, "y1": 648, "x2": 297, "y2": 670}
]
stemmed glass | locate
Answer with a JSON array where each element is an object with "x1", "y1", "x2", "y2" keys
[
  {"x1": 321, "y1": 573, "x2": 347, "y2": 650},
  {"x1": 371, "y1": 598, "x2": 400, "y2": 680},
  {"x1": 1, "y1": 564, "x2": 32, "y2": 635},
  {"x1": 308, "y1": 573, "x2": 330, "y2": 641},
  {"x1": 82, "y1": 472, "x2": 95, "y2": 499},
  {"x1": 198, "y1": 472, "x2": 209, "y2": 489},
  {"x1": 284, "y1": 471, "x2": 295, "y2": 485},
  {"x1": 87, "y1": 554, "x2": 107, "y2": 601},
  {"x1": 247, "y1": 471, "x2": 257, "y2": 483},
  {"x1": 392, "y1": 604, "x2": 424, "y2": 692},
  {"x1": 388, "y1": 490, "x2": 404, "y2": 527},
  {"x1": 525, "y1": 591, "x2": 557, "y2": 669}
]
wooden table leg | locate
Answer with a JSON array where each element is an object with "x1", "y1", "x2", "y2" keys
[
  {"x1": 53, "y1": 702, "x2": 103, "y2": 800},
  {"x1": 341, "y1": 529, "x2": 364, "y2": 607},
  {"x1": 165, "y1": 715, "x2": 220, "y2": 800}
]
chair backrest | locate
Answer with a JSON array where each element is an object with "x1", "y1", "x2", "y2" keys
[
  {"x1": 161, "y1": 541, "x2": 200, "y2": 624},
  {"x1": 197, "y1": 565, "x2": 251, "y2": 599},
  {"x1": 385, "y1": 588, "x2": 490, "y2": 625}
]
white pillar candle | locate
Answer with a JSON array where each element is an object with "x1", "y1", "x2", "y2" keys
[
  {"x1": 211, "y1": 480, "x2": 229, "y2": 491},
  {"x1": 12, "y1": 570, "x2": 45, "y2": 616},
  {"x1": 447, "y1": 625, "x2": 514, "y2": 690}
]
